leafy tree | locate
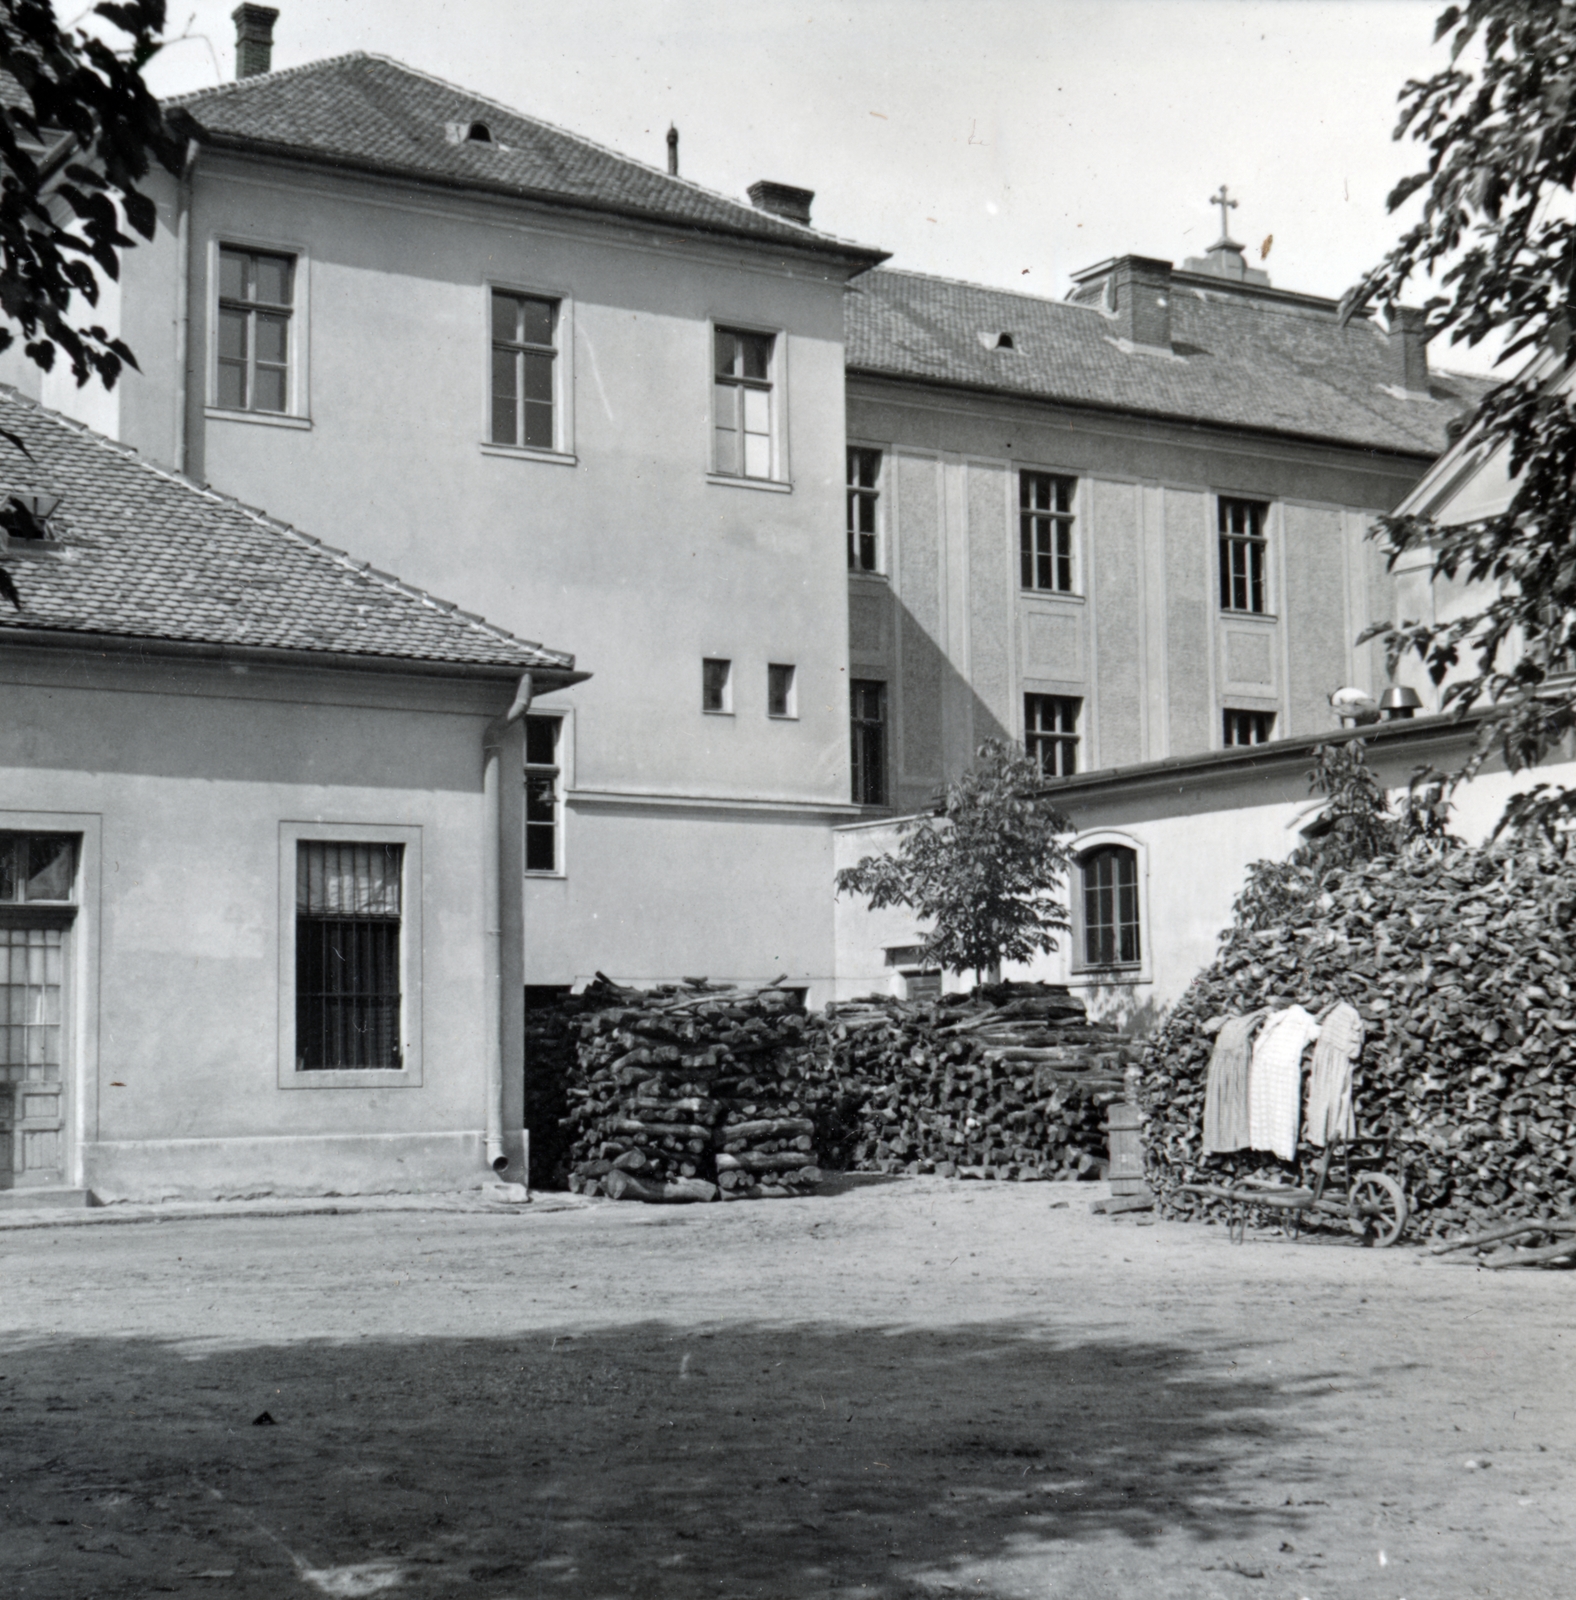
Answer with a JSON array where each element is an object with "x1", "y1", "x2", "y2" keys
[
  {"x1": 0, "y1": 0, "x2": 180, "y2": 609},
  {"x1": 834, "y1": 740, "x2": 1074, "y2": 985},
  {"x1": 1344, "y1": 1, "x2": 1576, "y2": 833}
]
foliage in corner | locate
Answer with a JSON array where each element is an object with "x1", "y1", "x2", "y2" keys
[
  {"x1": 1342, "y1": 2, "x2": 1576, "y2": 835},
  {"x1": 834, "y1": 739, "x2": 1074, "y2": 984}
]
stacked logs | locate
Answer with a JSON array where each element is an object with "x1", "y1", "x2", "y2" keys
[{"x1": 1141, "y1": 843, "x2": 1576, "y2": 1242}]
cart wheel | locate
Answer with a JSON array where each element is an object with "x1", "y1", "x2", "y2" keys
[{"x1": 1348, "y1": 1173, "x2": 1408, "y2": 1247}]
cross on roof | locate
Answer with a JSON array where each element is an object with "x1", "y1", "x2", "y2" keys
[{"x1": 1211, "y1": 184, "x2": 1238, "y2": 241}]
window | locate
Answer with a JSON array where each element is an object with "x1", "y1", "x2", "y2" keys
[
  {"x1": 295, "y1": 842, "x2": 403, "y2": 1071},
  {"x1": 1020, "y1": 471, "x2": 1076, "y2": 592},
  {"x1": 217, "y1": 246, "x2": 294, "y2": 413},
  {"x1": 491, "y1": 290, "x2": 558, "y2": 450},
  {"x1": 1025, "y1": 695, "x2": 1080, "y2": 777},
  {"x1": 1223, "y1": 708, "x2": 1275, "y2": 746},
  {"x1": 851, "y1": 679, "x2": 888, "y2": 806},
  {"x1": 768, "y1": 663, "x2": 797, "y2": 719},
  {"x1": 714, "y1": 327, "x2": 774, "y2": 478},
  {"x1": 1082, "y1": 846, "x2": 1140, "y2": 968},
  {"x1": 0, "y1": 833, "x2": 74, "y2": 903},
  {"x1": 1219, "y1": 498, "x2": 1269, "y2": 613},
  {"x1": 524, "y1": 716, "x2": 561, "y2": 873},
  {"x1": 703, "y1": 658, "x2": 732, "y2": 714},
  {"x1": 847, "y1": 447, "x2": 882, "y2": 571}
]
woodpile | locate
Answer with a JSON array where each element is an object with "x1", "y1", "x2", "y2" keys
[{"x1": 1140, "y1": 844, "x2": 1576, "y2": 1242}]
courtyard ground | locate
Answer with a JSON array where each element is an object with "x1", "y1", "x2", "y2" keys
[{"x1": 2, "y1": 1175, "x2": 1572, "y2": 1600}]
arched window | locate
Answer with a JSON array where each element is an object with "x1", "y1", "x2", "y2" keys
[
  {"x1": 1081, "y1": 845, "x2": 1140, "y2": 967},
  {"x1": 467, "y1": 121, "x2": 492, "y2": 143}
]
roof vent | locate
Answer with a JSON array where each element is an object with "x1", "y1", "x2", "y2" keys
[
  {"x1": 747, "y1": 180, "x2": 814, "y2": 226},
  {"x1": 467, "y1": 121, "x2": 492, "y2": 143},
  {"x1": 976, "y1": 331, "x2": 1015, "y2": 351},
  {"x1": 232, "y1": 4, "x2": 278, "y2": 80}
]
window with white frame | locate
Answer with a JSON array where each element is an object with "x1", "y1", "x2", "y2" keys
[
  {"x1": 491, "y1": 290, "x2": 559, "y2": 450},
  {"x1": 847, "y1": 447, "x2": 882, "y2": 571},
  {"x1": 1020, "y1": 471, "x2": 1076, "y2": 593},
  {"x1": 714, "y1": 328, "x2": 775, "y2": 478},
  {"x1": 1025, "y1": 694, "x2": 1080, "y2": 777},
  {"x1": 1223, "y1": 708, "x2": 1275, "y2": 747},
  {"x1": 1081, "y1": 845, "x2": 1141, "y2": 968},
  {"x1": 524, "y1": 715, "x2": 561, "y2": 874},
  {"x1": 217, "y1": 246, "x2": 294, "y2": 413},
  {"x1": 295, "y1": 842, "x2": 403, "y2": 1070},
  {"x1": 1219, "y1": 497, "x2": 1269, "y2": 613}
]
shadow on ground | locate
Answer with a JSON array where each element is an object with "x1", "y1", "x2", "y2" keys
[{"x1": 6, "y1": 1320, "x2": 1339, "y2": 1599}]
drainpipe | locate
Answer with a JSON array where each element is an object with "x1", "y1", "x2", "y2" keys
[
  {"x1": 172, "y1": 137, "x2": 200, "y2": 474},
  {"x1": 483, "y1": 671, "x2": 533, "y2": 1175}
]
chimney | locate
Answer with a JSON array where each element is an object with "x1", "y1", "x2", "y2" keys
[
  {"x1": 1387, "y1": 305, "x2": 1430, "y2": 395},
  {"x1": 747, "y1": 180, "x2": 814, "y2": 227},
  {"x1": 233, "y1": 4, "x2": 279, "y2": 79},
  {"x1": 1109, "y1": 256, "x2": 1173, "y2": 349},
  {"x1": 667, "y1": 125, "x2": 679, "y2": 177}
]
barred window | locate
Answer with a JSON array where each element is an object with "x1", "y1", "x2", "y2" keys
[
  {"x1": 295, "y1": 842, "x2": 403, "y2": 1071},
  {"x1": 1025, "y1": 694, "x2": 1080, "y2": 777},
  {"x1": 524, "y1": 716, "x2": 560, "y2": 874},
  {"x1": 1219, "y1": 498, "x2": 1268, "y2": 613},
  {"x1": 1082, "y1": 846, "x2": 1140, "y2": 968},
  {"x1": 1223, "y1": 708, "x2": 1275, "y2": 746},
  {"x1": 847, "y1": 447, "x2": 882, "y2": 571},
  {"x1": 1020, "y1": 471, "x2": 1076, "y2": 592}
]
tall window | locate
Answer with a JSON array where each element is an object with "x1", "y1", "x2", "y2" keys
[
  {"x1": 702, "y1": 658, "x2": 733, "y2": 713},
  {"x1": 1020, "y1": 471, "x2": 1076, "y2": 592},
  {"x1": 714, "y1": 328, "x2": 774, "y2": 478},
  {"x1": 524, "y1": 716, "x2": 561, "y2": 874},
  {"x1": 1082, "y1": 846, "x2": 1140, "y2": 968},
  {"x1": 217, "y1": 247, "x2": 293, "y2": 413},
  {"x1": 1219, "y1": 498, "x2": 1269, "y2": 613},
  {"x1": 1025, "y1": 695, "x2": 1080, "y2": 777},
  {"x1": 295, "y1": 843, "x2": 403, "y2": 1071},
  {"x1": 847, "y1": 447, "x2": 882, "y2": 571},
  {"x1": 767, "y1": 663, "x2": 797, "y2": 718},
  {"x1": 491, "y1": 291, "x2": 558, "y2": 449},
  {"x1": 851, "y1": 679, "x2": 888, "y2": 806},
  {"x1": 1223, "y1": 708, "x2": 1275, "y2": 747}
]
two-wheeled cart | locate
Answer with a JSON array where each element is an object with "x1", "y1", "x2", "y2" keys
[{"x1": 1181, "y1": 1136, "x2": 1409, "y2": 1247}]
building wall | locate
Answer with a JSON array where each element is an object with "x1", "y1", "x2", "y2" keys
[
  {"x1": 845, "y1": 377, "x2": 1429, "y2": 803},
  {"x1": 0, "y1": 646, "x2": 524, "y2": 1200},
  {"x1": 40, "y1": 157, "x2": 860, "y2": 991}
]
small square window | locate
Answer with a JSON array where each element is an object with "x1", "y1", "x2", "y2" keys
[
  {"x1": 1223, "y1": 708, "x2": 1275, "y2": 747},
  {"x1": 1025, "y1": 694, "x2": 1080, "y2": 777},
  {"x1": 703, "y1": 658, "x2": 733, "y2": 714},
  {"x1": 768, "y1": 663, "x2": 797, "y2": 718}
]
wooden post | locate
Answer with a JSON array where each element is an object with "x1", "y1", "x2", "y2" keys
[{"x1": 1105, "y1": 1065, "x2": 1152, "y2": 1202}]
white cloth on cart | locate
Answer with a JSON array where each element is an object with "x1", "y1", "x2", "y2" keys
[
  {"x1": 1305, "y1": 1002, "x2": 1364, "y2": 1147},
  {"x1": 1249, "y1": 1005, "x2": 1322, "y2": 1161}
]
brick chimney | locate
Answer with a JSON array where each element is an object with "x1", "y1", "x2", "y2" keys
[
  {"x1": 233, "y1": 4, "x2": 279, "y2": 79},
  {"x1": 747, "y1": 180, "x2": 814, "y2": 226},
  {"x1": 1387, "y1": 305, "x2": 1430, "y2": 395}
]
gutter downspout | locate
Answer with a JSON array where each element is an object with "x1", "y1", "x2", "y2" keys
[
  {"x1": 483, "y1": 671, "x2": 534, "y2": 1174},
  {"x1": 173, "y1": 137, "x2": 200, "y2": 474}
]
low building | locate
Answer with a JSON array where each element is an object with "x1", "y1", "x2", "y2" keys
[{"x1": 0, "y1": 387, "x2": 582, "y2": 1201}]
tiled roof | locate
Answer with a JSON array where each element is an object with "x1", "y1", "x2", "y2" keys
[
  {"x1": 168, "y1": 54, "x2": 886, "y2": 268},
  {"x1": 0, "y1": 387, "x2": 575, "y2": 674},
  {"x1": 846, "y1": 268, "x2": 1495, "y2": 456}
]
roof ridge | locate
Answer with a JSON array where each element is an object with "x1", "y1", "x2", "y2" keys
[
  {"x1": 164, "y1": 49, "x2": 372, "y2": 107},
  {"x1": 0, "y1": 383, "x2": 573, "y2": 668},
  {"x1": 861, "y1": 264, "x2": 1106, "y2": 317}
]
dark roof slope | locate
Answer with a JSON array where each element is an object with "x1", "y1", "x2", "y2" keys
[
  {"x1": 0, "y1": 387, "x2": 575, "y2": 675},
  {"x1": 846, "y1": 268, "x2": 1494, "y2": 456},
  {"x1": 169, "y1": 53, "x2": 885, "y2": 269}
]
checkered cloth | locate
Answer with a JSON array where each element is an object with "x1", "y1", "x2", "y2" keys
[
  {"x1": 1249, "y1": 1005, "x2": 1322, "y2": 1161},
  {"x1": 1305, "y1": 1003, "x2": 1364, "y2": 1147}
]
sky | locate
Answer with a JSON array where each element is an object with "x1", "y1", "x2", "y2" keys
[{"x1": 133, "y1": 0, "x2": 1500, "y2": 374}]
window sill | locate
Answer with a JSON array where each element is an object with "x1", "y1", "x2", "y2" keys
[
  {"x1": 205, "y1": 406, "x2": 312, "y2": 432},
  {"x1": 1019, "y1": 588, "x2": 1085, "y2": 603},
  {"x1": 1220, "y1": 608, "x2": 1279, "y2": 622},
  {"x1": 524, "y1": 869, "x2": 567, "y2": 880},
  {"x1": 702, "y1": 708, "x2": 735, "y2": 717},
  {"x1": 707, "y1": 473, "x2": 792, "y2": 495},
  {"x1": 279, "y1": 1067, "x2": 416, "y2": 1090},
  {"x1": 767, "y1": 713, "x2": 799, "y2": 722},
  {"x1": 1071, "y1": 967, "x2": 1148, "y2": 984},
  {"x1": 480, "y1": 443, "x2": 577, "y2": 467}
]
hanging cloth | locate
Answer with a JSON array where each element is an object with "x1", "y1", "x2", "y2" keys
[
  {"x1": 1305, "y1": 1002, "x2": 1364, "y2": 1147},
  {"x1": 1248, "y1": 1005, "x2": 1322, "y2": 1161},
  {"x1": 1202, "y1": 1012, "x2": 1262, "y2": 1154}
]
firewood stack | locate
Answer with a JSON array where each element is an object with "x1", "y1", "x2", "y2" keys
[{"x1": 1140, "y1": 844, "x2": 1576, "y2": 1241}]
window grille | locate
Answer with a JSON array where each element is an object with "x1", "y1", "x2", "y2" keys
[
  {"x1": 491, "y1": 291, "x2": 558, "y2": 449},
  {"x1": 1223, "y1": 708, "x2": 1275, "y2": 746},
  {"x1": 1219, "y1": 498, "x2": 1269, "y2": 613},
  {"x1": 850, "y1": 679, "x2": 888, "y2": 805},
  {"x1": 1020, "y1": 471, "x2": 1076, "y2": 592},
  {"x1": 295, "y1": 842, "x2": 403, "y2": 1070},
  {"x1": 714, "y1": 328, "x2": 774, "y2": 478},
  {"x1": 524, "y1": 716, "x2": 560, "y2": 873},
  {"x1": 1082, "y1": 846, "x2": 1140, "y2": 967},
  {"x1": 1025, "y1": 694, "x2": 1080, "y2": 777},
  {"x1": 847, "y1": 448, "x2": 882, "y2": 571},
  {"x1": 217, "y1": 247, "x2": 293, "y2": 413}
]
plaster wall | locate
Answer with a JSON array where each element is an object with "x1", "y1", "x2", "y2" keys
[{"x1": 0, "y1": 648, "x2": 524, "y2": 1200}]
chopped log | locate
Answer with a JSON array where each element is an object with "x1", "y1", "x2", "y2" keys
[
  {"x1": 603, "y1": 1169, "x2": 717, "y2": 1203},
  {"x1": 1431, "y1": 1219, "x2": 1576, "y2": 1254},
  {"x1": 1481, "y1": 1236, "x2": 1576, "y2": 1269}
]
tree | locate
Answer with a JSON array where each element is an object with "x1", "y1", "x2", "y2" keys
[
  {"x1": 0, "y1": 0, "x2": 180, "y2": 609},
  {"x1": 1344, "y1": 1, "x2": 1576, "y2": 834},
  {"x1": 834, "y1": 740, "x2": 1074, "y2": 986}
]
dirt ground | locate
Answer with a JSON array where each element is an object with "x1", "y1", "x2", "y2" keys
[{"x1": 2, "y1": 1177, "x2": 1572, "y2": 1600}]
